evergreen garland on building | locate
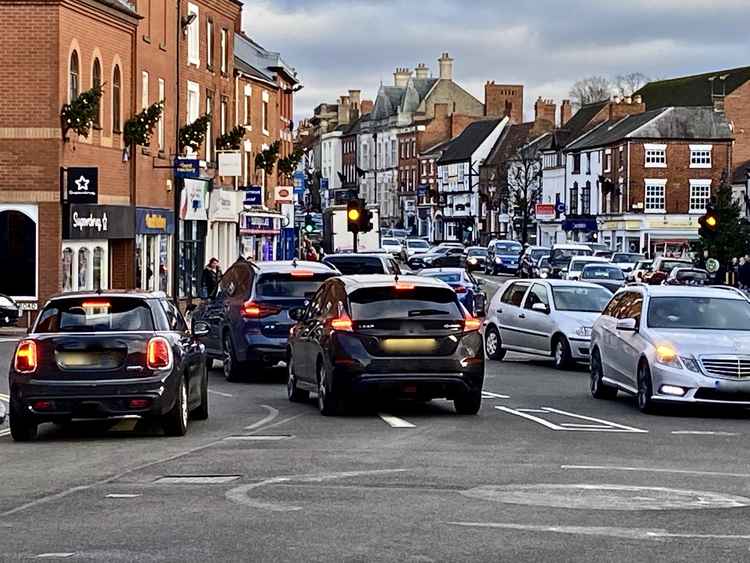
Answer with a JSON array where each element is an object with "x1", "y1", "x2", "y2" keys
[
  {"x1": 123, "y1": 101, "x2": 164, "y2": 147},
  {"x1": 216, "y1": 125, "x2": 246, "y2": 151},
  {"x1": 60, "y1": 84, "x2": 104, "y2": 140},
  {"x1": 179, "y1": 114, "x2": 211, "y2": 153}
]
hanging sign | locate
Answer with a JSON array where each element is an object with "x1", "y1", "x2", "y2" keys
[{"x1": 66, "y1": 167, "x2": 99, "y2": 204}]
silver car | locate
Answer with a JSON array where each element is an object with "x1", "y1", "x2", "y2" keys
[
  {"x1": 483, "y1": 279, "x2": 613, "y2": 369},
  {"x1": 590, "y1": 285, "x2": 750, "y2": 413}
]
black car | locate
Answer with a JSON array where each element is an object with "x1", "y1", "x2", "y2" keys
[
  {"x1": 323, "y1": 253, "x2": 402, "y2": 275},
  {"x1": 286, "y1": 275, "x2": 485, "y2": 416},
  {"x1": 408, "y1": 247, "x2": 465, "y2": 270},
  {"x1": 0, "y1": 293, "x2": 20, "y2": 327},
  {"x1": 464, "y1": 247, "x2": 488, "y2": 272},
  {"x1": 192, "y1": 259, "x2": 339, "y2": 381},
  {"x1": 518, "y1": 246, "x2": 550, "y2": 278},
  {"x1": 8, "y1": 291, "x2": 208, "y2": 441}
]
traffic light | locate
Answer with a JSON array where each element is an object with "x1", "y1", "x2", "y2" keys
[
  {"x1": 698, "y1": 204, "x2": 719, "y2": 238},
  {"x1": 304, "y1": 213, "x2": 315, "y2": 234},
  {"x1": 361, "y1": 208, "x2": 374, "y2": 233},
  {"x1": 347, "y1": 199, "x2": 365, "y2": 233}
]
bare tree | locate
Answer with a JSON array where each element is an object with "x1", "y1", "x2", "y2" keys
[
  {"x1": 569, "y1": 76, "x2": 612, "y2": 108},
  {"x1": 613, "y1": 72, "x2": 650, "y2": 97},
  {"x1": 507, "y1": 144, "x2": 543, "y2": 245}
]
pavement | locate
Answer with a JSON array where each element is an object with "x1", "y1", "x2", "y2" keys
[{"x1": 2, "y1": 274, "x2": 750, "y2": 561}]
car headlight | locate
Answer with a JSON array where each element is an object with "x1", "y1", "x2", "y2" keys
[
  {"x1": 495, "y1": 257, "x2": 502, "y2": 264},
  {"x1": 655, "y1": 344, "x2": 681, "y2": 368},
  {"x1": 575, "y1": 326, "x2": 592, "y2": 337},
  {"x1": 468, "y1": 257, "x2": 477, "y2": 264},
  {"x1": 680, "y1": 356, "x2": 701, "y2": 373}
]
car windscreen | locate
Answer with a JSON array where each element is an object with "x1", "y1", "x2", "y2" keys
[
  {"x1": 551, "y1": 248, "x2": 591, "y2": 263},
  {"x1": 322, "y1": 257, "x2": 384, "y2": 275},
  {"x1": 382, "y1": 238, "x2": 399, "y2": 246},
  {"x1": 612, "y1": 253, "x2": 643, "y2": 263},
  {"x1": 582, "y1": 266, "x2": 625, "y2": 280},
  {"x1": 407, "y1": 240, "x2": 430, "y2": 249},
  {"x1": 658, "y1": 260, "x2": 692, "y2": 272},
  {"x1": 552, "y1": 286, "x2": 612, "y2": 312},
  {"x1": 467, "y1": 248, "x2": 487, "y2": 257},
  {"x1": 494, "y1": 242, "x2": 522, "y2": 255},
  {"x1": 256, "y1": 273, "x2": 334, "y2": 298},
  {"x1": 538, "y1": 257, "x2": 550, "y2": 268},
  {"x1": 530, "y1": 249, "x2": 549, "y2": 260},
  {"x1": 34, "y1": 297, "x2": 155, "y2": 333},
  {"x1": 647, "y1": 297, "x2": 750, "y2": 330},
  {"x1": 349, "y1": 286, "x2": 463, "y2": 320}
]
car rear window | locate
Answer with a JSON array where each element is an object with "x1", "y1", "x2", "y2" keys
[
  {"x1": 256, "y1": 273, "x2": 334, "y2": 299},
  {"x1": 34, "y1": 297, "x2": 154, "y2": 333},
  {"x1": 427, "y1": 273, "x2": 462, "y2": 284},
  {"x1": 407, "y1": 240, "x2": 430, "y2": 249},
  {"x1": 659, "y1": 260, "x2": 692, "y2": 272},
  {"x1": 349, "y1": 286, "x2": 463, "y2": 320},
  {"x1": 324, "y1": 257, "x2": 384, "y2": 275},
  {"x1": 382, "y1": 238, "x2": 399, "y2": 246},
  {"x1": 467, "y1": 248, "x2": 487, "y2": 257}
]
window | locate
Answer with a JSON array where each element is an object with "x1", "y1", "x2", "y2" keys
[
  {"x1": 157, "y1": 78, "x2": 165, "y2": 150},
  {"x1": 569, "y1": 182, "x2": 579, "y2": 215},
  {"x1": 205, "y1": 92, "x2": 213, "y2": 161},
  {"x1": 644, "y1": 179, "x2": 666, "y2": 213},
  {"x1": 391, "y1": 140, "x2": 397, "y2": 167},
  {"x1": 412, "y1": 139, "x2": 416, "y2": 157},
  {"x1": 619, "y1": 145, "x2": 625, "y2": 170},
  {"x1": 220, "y1": 97, "x2": 227, "y2": 135},
  {"x1": 141, "y1": 71, "x2": 149, "y2": 110},
  {"x1": 524, "y1": 284, "x2": 549, "y2": 310},
  {"x1": 582, "y1": 181, "x2": 591, "y2": 215},
  {"x1": 604, "y1": 149, "x2": 612, "y2": 173},
  {"x1": 501, "y1": 282, "x2": 529, "y2": 307},
  {"x1": 586, "y1": 152, "x2": 591, "y2": 174},
  {"x1": 244, "y1": 86, "x2": 251, "y2": 126},
  {"x1": 645, "y1": 144, "x2": 667, "y2": 168},
  {"x1": 206, "y1": 18, "x2": 214, "y2": 69},
  {"x1": 220, "y1": 28, "x2": 228, "y2": 74},
  {"x1": 690, "y1": 145, "x2": 712, "y2": 168},
  {"x1": 572, "y1": 153, "x2": 581, "y2": 174},
  {"x1": 112, "y1": 65, "x2": 121, "y2": 132},
  {"x1": 187, "y1": 3, "x2": 199, "y2": 66},
  {"x1": 689, "y1": 180, "x2": 711, "y2": 213},
  {"x1": 262, "y1": 91, "x2": 269, "y2": 134},
  {"x1": 92, "y1": 58, "x2": 102, "y2": 127},
  {"x1": 69, "y1": 50, "x2": 80, "y2": 103}
]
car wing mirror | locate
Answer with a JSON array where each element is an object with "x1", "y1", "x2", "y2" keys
[
  {"x1": 616, "y1": 318, "x2": 637, "y2": 332},
  {"x1": 474, "y1": 294, "x2": 487, "y2": 317},
  {"x1": 192, "y1": 321, "x2": 210, "y2": 338},
  {"x1": 531, "y1": 302, "x2": 550, "y2": 314}
]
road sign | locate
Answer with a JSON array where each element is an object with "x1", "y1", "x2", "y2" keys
[{"x1": 706, "y1": 258, "x2": 720, "y2": 273}]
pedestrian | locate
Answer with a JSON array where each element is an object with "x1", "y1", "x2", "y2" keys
[
  {"x1": 740, "y1": 255, "x2": 750, "y2": 289},
  {"x1": 201, "y1": 257, "x2": 222, "y2": 299}
]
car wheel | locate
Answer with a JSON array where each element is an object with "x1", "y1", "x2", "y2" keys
[
  {"x1": 317, "y1": 361, "x2": 341, "y2": 416},
  {"x1": 287, "y1": 355, "x2": 309, "y2": 403},
  {"x1": 222, "y1": 333, "x2": 244, "y2": 382},
  {"x1": 454, "y1": 389, "x2": 482, "y2": 415},
  {"x1": 553, "y1": 336, "x2": 573, "y2": 370},
  {"x1": 9, "y1": 402, "x2": 38, "y2": 442},
  {"x1": 590, "y1": 349, "x2": 617, "y2": 400},
  {"x1": 637, "y1": 362, "x2": 657, "y2": 414},
  {"x1": 190, "y1": 363, "x2": 209, "y2": 421},
  {"x1": 485, "y1": 325, "x2": 506, "y2": 361},
  {"x1": 163, "y1": 377, "x2": 189, "y2": 436}
]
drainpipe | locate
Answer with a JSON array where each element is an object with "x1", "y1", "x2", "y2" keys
[{"x1": 172, "y1": 0, "x2": 182, "y2": 300}]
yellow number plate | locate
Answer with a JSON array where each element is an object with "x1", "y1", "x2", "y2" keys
[{"x1": 381, "y1": 339, "x2": 437, "y2": 353}]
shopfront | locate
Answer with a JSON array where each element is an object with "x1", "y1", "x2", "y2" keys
[
  {"x1": 207, "y1": 188, "x2": 242, "y2": 269},
  {"x1": 178, "y1": 179, "x2": 210, "y2": 298},
  {"x1": 239, "y1": 211, "x2": 282, "y2": 261},
  {"x1": 135, "y1": 207, "x2": 174, "y2": 292}
]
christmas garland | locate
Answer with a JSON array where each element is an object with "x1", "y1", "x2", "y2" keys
[
  {"x1": 216, "y1": 125, "x2": 245, "y2": 151},
  {"x1": 60, "y1": 84, "x2": 103, "y2": 140},
  {"x1": 179, "y1": 114, "x2": 211, "y2": 153},
  {"x1": 277, "y1": 146, "x2": 305, "y2": 179},
  {"x1": 255, "y1": 140, "x2": 281, "y2": 175},
  {"x1": 123, "y1": 101, "x2": 164, "y2": 147}
]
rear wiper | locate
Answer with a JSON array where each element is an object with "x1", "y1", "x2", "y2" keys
[{"x1": 408, "y1": 309, "x2": 446, "y2": 317}]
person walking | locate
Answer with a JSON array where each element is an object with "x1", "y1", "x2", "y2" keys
[
  {"x1": 739, "y1": 255, "x2": 750, "y2": 289},
  {"x1": 201, "y1": 258, "x2": 222, "y2": 299}
]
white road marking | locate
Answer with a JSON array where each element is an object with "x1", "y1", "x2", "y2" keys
[
  {"x1": 562, "y1": 464, "x2": 750, "y2": 479},
  {"x1": 541, "y1": 407, "x2": 648, "y2": 433},
  {"x1": 447, "y1": 522, "x2": 750, "y2": 542},
  {"x1": 105, "y1": 494, "x2": 141, "y2": 499},
  {"x1": 208, "y1": 389, "x2": 233, "y2": 398},
  {"x1": 0, "y1": 338, "x2": 21, "y2": 343},
  {"x1": 155, "y1": 475, "x2": 241, "y2": 484},
  {"x1": 36, "y1": 554, "x2": 75, "y2": 559},
  {"x1": 671, "y1": 431, "x2": 739, "y2": 436},
  {"x1": 517, "y1": 408, "x2": 548, "y2": 414},
  {"x1": 378, "y1": 414, "x2": 416, "y2": 428},
  {"x1": 496, "y1": 406, "x2": 647, "y2": 433},
  {"x1": 481, "y1": 391, "x2": 510, "y2": 400},
  {"x1": 0, "y1": 429, "x2": 10, "y2": 437},
  {"x1": 495, "y1": 407, "x2": 563, "y2": 430},
  {"x1": 244, "y1": 405, "x2": 279, "y2": 430},
  {"x1": 0, "y1": 393, "x2": 9, "y2": 401},
  {"x1": 223, "y1": 435, "x2": 292, "y2": 441}
]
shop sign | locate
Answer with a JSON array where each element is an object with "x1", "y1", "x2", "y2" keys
[
  {"x1": 535, "y1": 203, "x2": 556, "y2": 221},
  {"x1": 67, "y1": 204, "x2": 135, "y2": 239},
  {"x1": 240, "y1": 214, "x2": 280, "y2": 235},
  {"x1": 218, "y1": 152, "x2": 242, "y2": 177},
  {"x1": 66, "y1": 167, "x2": 98, "y2": 204},
  {"x1": 562, "y1": 217, "x2": 597, "y2": 232},
  {"x1": 293, "y1": 171, "x2": 306, "y2": 195},
  {"x1": 244, "y1": 185, "x2": 263, "y2": 206},
  {"x1": 180, "y1": 179, "x2": 210, "y2": 221},
  {"x1": 280, "y1": 203, "x2": 294, "y2": 228},
  {"x1": 275, "y1": 186, "x2": 294, "y2": 204},
  {"x1": 209, "y1": 189, "x2": 243, "y2": 222},
  {"x1": 136, "y1": 207, "x2": 175, "y2": 234},
  {"x1": 555, "y1": 202, "x2": 566, "y2": 215},
  {"x1": 17, "y1": 301, "x2": 38, "y2": 311},
  {"x1": 174, "y1": 158, "x2": 200, "y2": 179}
]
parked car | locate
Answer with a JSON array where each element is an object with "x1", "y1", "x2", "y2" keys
[
  {"x1": 627, "y1": 259, "x2": 654, "y2": 283},
  {"x1": 580, "y1": 263, "x2": 626, "y2": 292},
  {"x1": 533, "y1": 256, "x2": 551, "y2": 279},
  {"x1": 565, "y1": 256, "x2": 610, "y2": 280},
  {"x1": 548, "y1": 244, "x2": 593, "y2": 279},
  {"x1": 486, "y1": 240, "x2": 523, "y2": 275},
  {"x1": 380, "y1": 238, "x2": 403, "y2": 257},
  {"x1": 664, "y1": 267, "x2": 710, "y2": 286},
  {"x1": 323, "y1": 253, "x2": 401, "y2": 275},
  {"x1": 286, "y1": 275, "x2": 485, "y2": 415},
  {"x1": 464, "y1": 247, "x2": 488, "y2": 272},
  {"x1": 643, "y1": 257, "x2": 693, "y2": 285},
  {"x1": 483, "y1": 279, "x2": 612, "y2": 369},
  {"x1": 0, "y1": 293, "x2": 20, "y2": 327},
  {"x1": 401, "y1": 238, "x2": 431, "y2": 261},
  {"x1": 408, "y1": 246, "x2": 465, "y2": 270},
  {"x1": 590, "y1": 285, "x2": 750, "y2": 412},
  {"x1": 418, "y1": 268, "x2": 487, "y2": 316},
  {"x1": 8, "y1": 291, "x2": 208, "y2": 441},
  {"x1": 436, "y1": 242, "x2": 465, "y2": 251},
  {"x1": 192, "y1": 259, "x2": 339, "y2": 381},
  {"x1": 519, "y1": 246, "x2": 551, "y2": 278},
  {"x1": 611, "y1": 252, "x2": 645, "y2": 273}
]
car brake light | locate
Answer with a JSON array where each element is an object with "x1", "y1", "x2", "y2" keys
[
  {"x1": 330, "y1": 313, "x2": 353, "y2": 332},
  {"x1": 14, "y1": 340, "x2": 37, "y2": 373},
  {"x1": 82, "y1": 301, "x2": 111, "y2": 308},
  {"x1": 241, "y1": 300, "x2": 281, "y2": 319},
  {"x1": 453, "y1": 285, "x2": 467, "y2": 294},
  {"x1": 463, "y1": 316, "x2": 481, "y2": 333},
  {"x1": 290, "y1": 270, "x2": 314, "y2": 277},
  {"x1": 394, "y1": 282, "x2": 415, "y2": 290},
  {"x1": 147, "y1": 336, "x2": 172, "y2": 370}
]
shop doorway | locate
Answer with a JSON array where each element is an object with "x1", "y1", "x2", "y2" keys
[{"x1": 61, "y1": 241, "x2": 109, "y2": 292}]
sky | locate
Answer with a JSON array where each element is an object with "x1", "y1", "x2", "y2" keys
[{"x1": 241, "y1": 0, "x2": 750, "y2": 125}]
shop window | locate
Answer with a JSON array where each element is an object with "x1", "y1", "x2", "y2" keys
[
  {"x1": 61, "y1": 242, "x2": 108, "y2": 292},
  {"x1": 179, "y1": 220, "x2": 207, "y2": 298},
  {"x1": 62, "y1": 248, "x2": 73, "y2": 292},
  {"x1": 0, "y1": 209, "x2": 37, "y2": 298},
  {"x1": 78, "y1": 247, "x2": 90, "y2": 289},
  {"x1": 93, "y1": 246, "x2": 104, "y2": 290}
]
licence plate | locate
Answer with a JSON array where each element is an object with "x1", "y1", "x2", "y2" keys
[
  {"x1": 56, "y1": 351, "x2": 123, "y2": 369},
  {"x1": 381, "y1": 339, "x2": 437, "y2": 353}
]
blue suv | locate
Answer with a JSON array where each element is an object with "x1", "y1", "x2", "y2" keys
[
  {"x1": 193, "y1": 259, "x2": 339, "y2": 381},
  {"x1": 485, "y1": 240, "x2": 523, "y2": 275}
]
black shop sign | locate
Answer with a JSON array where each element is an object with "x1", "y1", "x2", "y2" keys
[
  {"x1": 65, "y1": 204, "x2": 134, "y2": 240},
  {"x1": 66, "y1": 167, "x2": 99, "y2": 204}
]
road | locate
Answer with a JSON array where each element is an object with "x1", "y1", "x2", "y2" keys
[{"x1": 2, "y1": 277, "x2": 750, "y2": 561}]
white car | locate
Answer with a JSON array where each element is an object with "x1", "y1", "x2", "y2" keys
[
  {"x1": 401, "y1": 239, "x2": 431, "y2": 261},
  {"x1": 566, "y1": 256, "x2": 610, "y2": 280},
  {"x1": 610, "y1": 252, "x2": 645, "y2": 273},
  {"x1": 381, "y1": 237, "x2": 403, "y2": 257}
]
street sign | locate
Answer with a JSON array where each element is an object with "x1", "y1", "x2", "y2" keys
[
  {"x1": 174, "y1": 158, "x2": 200, "y2": 179},
  {"x1": 244, "y1": 185, "x2": 262, "y2": 206},
  {"x1": 706, "y1": 258, "x2": 720, "y2": 273},
  {"x1": 535, "y1": 203, "x2": 556, "y2": 221}
]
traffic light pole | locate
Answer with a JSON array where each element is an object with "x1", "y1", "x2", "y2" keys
[{"x1": 353, "y1": 231, "x2": 358, "y2": 254}]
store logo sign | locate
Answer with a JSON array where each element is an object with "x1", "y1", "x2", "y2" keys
[
  {"x1": 145, "y1": 213, "x2": 167, "y2": 230},
  {"x1": 72, "y1": 211, "x2": 108, "y2": 232},
  {"x1": 66, "y1": 167, "x2": 98, "y2": 204}
]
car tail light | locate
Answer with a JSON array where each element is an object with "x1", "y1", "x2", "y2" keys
[
  {"x1": 128, "y1": 398, "x2": 152, "y2": 409},
  {"x1": 330, "y1": 313, "x2": 353, "y2": 332},
  {"x1": 147, "y1": 337, "x2": 172, "y2": 370},
  {"x1": 463, "y1": 316, "x2": 481, "y2": 333},
  {"x1": 453, "y1": 285, "x2": 467, "y2": 294},
  {"x1": 241, "y1": 300, "x2": 281, "y2": 319},
  {"x1": 394, "y1": 282, "x2": 415, "y2": 290},
  {"x1": 14, "y1": 340, "x2": 37, "y2": 373},
  {"x1": 33, "y1": 400, "x2": 53, "y2": 411},
  {"x1": 290, "y1": 270, "x2": 314, "y2": 278}
]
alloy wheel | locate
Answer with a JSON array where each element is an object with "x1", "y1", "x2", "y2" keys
[{"x1": 486, "y1": 331, "x2": 498, "y2": 357}]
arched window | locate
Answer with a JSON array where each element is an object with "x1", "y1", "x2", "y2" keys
[
  {"x1": 69, "y1": 50, "x2": 80, "y2": 101},
  {"x1": 112, "y1": 65, "x2": 121, "y2": 132},
  {"x1": 92, "y1": 58, "x2": 102, "y2": 127}
]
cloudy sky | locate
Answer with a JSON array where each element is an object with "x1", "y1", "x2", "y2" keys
[{"x1": 241, "y1": 0, "x2": 749, "y2": 124}]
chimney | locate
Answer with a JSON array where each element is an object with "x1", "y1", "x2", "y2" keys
[
  {"x1": 534, "y1": 97, "x2": 556, "y2": 126},
  {"x1": 415, "y1": 63, "x2": 430, "y2": 79},
  {"x1": 608, "y1": 97, "x2": 646, "y2": 121},
  {"x1": 393, "y1": 67, "x2": 412, "y2": 88},
  {"x1": 438, "y1": 52, "x2": 454, "y2": 81},
  {"x1": 634, "y1": 94, "x2": 643, "y2": 104},
  {"x1": 348, "y1": 89, "x2": 361, "y2": 110},
  {"x1": 337, "y1": 95, "x2": 351, "y2": 126},
  {"x1": 560, "y1": 99, "x2": 573, "y2": 127},
  {"x1": 360, "y1": 100, "x2": 374, "y2": 115}
]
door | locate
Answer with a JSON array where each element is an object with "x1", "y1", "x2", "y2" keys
[
  {"x1": 498, "y1": 282, "x2": 530, "y2": 349},
  {"x1": 615, "y1": 292, "x2": 645, "y2": 389},
  {"x1": 296, "y1": 283, "x2": 330, "y2": 383},
  {"x1": 598, "y1": 293, "x2": 624, "y2": 380},
  {"x1": 163, "y1": 300, "x2": 204, "y2": 408},
  {"x1": 521, "y1": 284, "x2": 556, "y2": 354}
]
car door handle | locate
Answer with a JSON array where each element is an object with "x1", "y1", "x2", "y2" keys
[{"x1": 518, "y1": 313, "x2": 526, "y2": 319}]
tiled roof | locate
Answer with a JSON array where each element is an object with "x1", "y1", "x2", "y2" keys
[
  {"x1": 636, "y1": 66, "x2": 750, "y2": 110},
  {"x1": 438, "y1": 119, "x2": 502, "y2": 164},
  {"x1": 485, "y1": 122, "x2": 535, "y2": 166}
]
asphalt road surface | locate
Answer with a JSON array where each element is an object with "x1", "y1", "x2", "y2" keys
[{"x1": 3, "y1": 278, "x2": 750, "y2": 562}]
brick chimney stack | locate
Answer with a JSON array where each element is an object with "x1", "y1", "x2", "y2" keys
[
  {"x1": 393, "y1": 67, "x2": 412, "y2": 88},
  {"x1": 608, "y1": 96, "x2": 646, "y2": 121},
  {"x1": 338, "y1": 95, "x2": 351, "y2": 126},
  {"x1": 534, "y1": 97, "x2": 556, "y2": 126},
  {"x1": 484, "y1": 82, "x2": 524, "y2": 123},
  {"x1": 560, "y1": 99, "x2": 573, "y2": 127},
  {"x1": 415, "y1": 63, "x2": 430, "y2": 79},
  {"x1": 438, "y1": 53, "x2": 454, "y2": 81}
]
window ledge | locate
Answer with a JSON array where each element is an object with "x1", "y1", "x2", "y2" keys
[
  {"x1": 689, "y1": 210, "x2": 706, "y2": 215},
  {"x1": 92, "y1": 124, "x2": 103, "y2": 131},
  {"x1": 143, "y1": 35, "x2": 151, "y2": 44},
  {"x1": 644, "y1": 209, "x2": 665, "y2": 214},
  {"x1": 159, "y1": 42, "x2": 167, "y2": 52},
  {"x1": 113, "y1": 129, "x2": 122, "y2": 135},
  {"x1": 141, "y1": 147, "x2": 151, "y2": 156},
  {"x1": 690, "y1": 164, "x2": 712, "y2": 169},
  {"x1": 645, "y1": 163, "x2": 667, "y2": 168}
]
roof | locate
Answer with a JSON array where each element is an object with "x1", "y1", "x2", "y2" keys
[
  {"x1": 95, "y1": 0, "x2": 140, "y2": 17},
  {"x1": 485, "y1": 122, "x2": 535, "y2": 166},
  {"x1": 438, "y1": 119, "x2": 503, "y2": 164},
  {"x1": 254, "y1": 260, "x2": 336, "y2": 274},
  {"x1": 234, "y1": 33, "x2": 301, "y2": 87},
  {"x1": 629, "y1": 285, "x2": 747, "y2": 300},
  {"x1": 565, "y1": 107, "x2": 733, "y2": 152},
  {"x1": 338, "y1": 274, "x2": 451, "y2": 290},
  {"x1": 234, "y1": 56, "x2": 275, "y2": 85},
  {"x1": 371, "y1": 86, "x2": 406, "y2": 121},
  {"x1": 636, "y1": 66, "x2": 750, "y2": 109},
  {"x1": 563, "y1": 101, "x2": 608, "y2": 137},
  {"x1": 421, "y1": 138, "x2": 454, "y2": 158}
]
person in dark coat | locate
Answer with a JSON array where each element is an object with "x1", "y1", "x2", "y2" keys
[
  {"x1": 201, "y1": 258, "x2": 222, "y2": 298},
  {"x1": 739, "y1": 255, "x2": 750, "y2": 288}
]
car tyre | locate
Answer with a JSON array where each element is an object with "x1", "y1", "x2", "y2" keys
[
  {"x1": 190, "y1": 364, "x2": 209, "y2": 421},
  {"x1": 454, "y1": 389, "x2": 482, "y2": 415},
  {"x1": 553, "y1": 335, "x2": 574, "y2": 370},
  {"x1": 287, "y1": 355, "x2": 309, "y2": 403},
  {"x1": 9, "y1": 402, "x2": 38, "y2": 442},
  {"x1": 637, "y1": 362, "x2": 658, "y2": 414},
  {"x1": 590, "y1": 349, "x2": 617, "y2": 400},
  {"x1": 223, "y1": 333, "x2": 245, "y2": 382},
  {"x1": 163, "y1": 377, "x2": 189, "y2": 436},
  {"x1": 485, "y1": 325, "x2": 506, "y2": 361},
  {"x1": 317, "y1": 361, "x2": 341, "y2": 416}
]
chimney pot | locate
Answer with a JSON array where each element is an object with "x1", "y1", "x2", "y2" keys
[{"x1": 438, "y1": 52, "x2": 454, "y2": 80}]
